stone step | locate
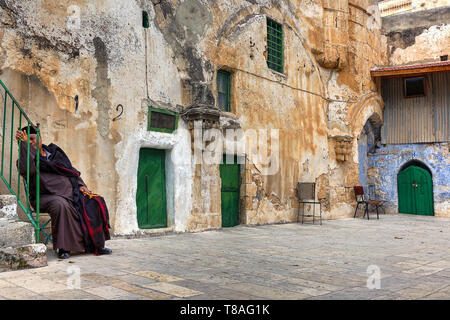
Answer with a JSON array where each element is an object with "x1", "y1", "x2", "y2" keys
[
  {"x1": 0, "y1": 193, "x2": 37, "y2": 248},
  {"x1": 0, "y1": 219, "x2": 36, "y2": 247},
  {"x1": 0, "y1": 244, "x2": 47, "y2": 270},
  {"x1": 0, "y1": 193, "x2": 51, "y2": 247},
  {"x1": 0, "y1": 194, "x2": 18, "y2": 220}
]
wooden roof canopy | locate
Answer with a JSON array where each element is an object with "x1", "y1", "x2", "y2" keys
[{"x1": 371, "y1": 60, "x2": 450, "y2": 78}]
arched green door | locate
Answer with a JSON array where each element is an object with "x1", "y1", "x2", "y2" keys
[{"x1": 398, "y1": 165, "x2": 433, "y2": 216}]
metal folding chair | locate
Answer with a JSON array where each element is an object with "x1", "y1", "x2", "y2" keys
[
  {"x1": 22, "y1": 179, "x2": 52, "y2": 245},
  {"x1": 297, "y1": 182, "x2": 322, "y2": 225}
]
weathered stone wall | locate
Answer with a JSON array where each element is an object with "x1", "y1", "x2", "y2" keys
[
  {"x1": 382, "y1": 6, "x2": 450, "y2": 64},
  {"x1": 379, "y1": 0, "x2": 450, "y2": 17},
  {"x1": 0, "y1": 0, "x2": 386, "y2": 235},
  {"x1": 367, "y1": 143, "x2": 450, "y2": 217}
]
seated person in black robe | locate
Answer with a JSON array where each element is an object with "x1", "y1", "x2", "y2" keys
[{"x1": 16, "y1": 126, "x2": 112, "y2": 259}]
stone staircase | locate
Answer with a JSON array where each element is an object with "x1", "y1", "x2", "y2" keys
[{"x1": 0, "y1": 194, "x2": 47, "y2": 270}]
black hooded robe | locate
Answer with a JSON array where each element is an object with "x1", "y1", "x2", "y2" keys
[{"x1": 18, "y1": 142, "x2": 109, "y2": 253}]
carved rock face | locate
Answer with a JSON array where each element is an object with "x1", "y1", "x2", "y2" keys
[{"x1": 334, "y1": 136, "x2": 353, "y2": 162}]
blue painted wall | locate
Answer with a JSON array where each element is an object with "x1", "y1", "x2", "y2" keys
[
  {"x1": 358, "y1": 120, "x2": 377, "y2": 192},
  {"x1": 358, "y1": 132, "x2": 368, "y2": 190},
  {"x1": 367, "y1": 142, "x2": 450, "y2": 216}
]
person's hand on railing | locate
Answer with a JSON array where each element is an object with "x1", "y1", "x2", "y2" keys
[
  {"x1": 16, "y1": 128, "x2": 44, "y2": 155},
  {"x1": 15, "y1": 129, "x2": 28, "y2": 144}
]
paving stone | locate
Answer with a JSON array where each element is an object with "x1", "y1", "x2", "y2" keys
[
  {"x1": 113, "y1": 273, "x2": 159, "y2": 286},
  {"x1": 83, "y1": 285, "x2": 138, "y2": 299},
  {"x1": 182, "y1": 293, "x2": 229, "y2": 300},
  {"x1": 0, "y1": 279, "x2": 15, "y2": 289},
  {"x1": 425, "y1": 260, "x2": 450, "y2": 268},
  {"x1": 391, "y1": 261, "x2": 425, "y2": 269},
  {"x1": 402, "y1": 265, "x2": 444, "y2": 276},
  {"x1": 0, "y1": 286, "x2": 38, "y2": 299},
  {"x1": 170, "y1": 279, "x2": 223, "y2": 293},
  {"x1": 222, "y1": 282, "x2": 311, "y2": 300},
  {"x1": 207, "y1": 287, "x2": 267, "y2": 300},
  {"x1": 0, "y1": 215, "x2": 448, "y2": 299},
  {"x1": 143, "y1": 282, "x2": 202, "y2": 298},
  {"x1": 422, "y1": 291, "x2": 450, "y2": 300},
  {"x1": 393, "y1": 287, "x2": 437, "y2": 299},
  {"x1": 272, "y1": 281, "x2": 331, "y2": 296},
  {"x1": 282, "y1": 277, "x2": 343, "y2": 292},
  {"x1": 311, "y1": 286, "x2": 387, "y2": 300},
  {"x1": 370, "y1": 294, "x2": 405, "y2": 300},
  {"x1": 133, "y1": 270, "x2": 183, "y2": 282},
  {"x1": 43, "y1": 289, "x2": 104, "y2": 300},
  {"x1": 6, "y1": 275, "x2": 68, "y2": 293}
]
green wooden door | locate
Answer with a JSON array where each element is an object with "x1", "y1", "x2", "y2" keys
[
  {"x1": 136, "y1": 148, "x2": 168, "y2": 229},
  {"x1": 398, "y1": 166, "x2": 415, "y2": 214},
  {"x1": 398, "y1": 166, "x2": 433, "y2": 216},
  {"x1": 220, "y1": 155, "x2": 240, "y2": 228}
]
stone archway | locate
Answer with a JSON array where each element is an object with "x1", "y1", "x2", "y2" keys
[
  {"x1": 349, "y1": 92, "x2": 384, "y2": 139},
  {"x1": 349, "y1": 92, "x2": 384, "y2": 191}
]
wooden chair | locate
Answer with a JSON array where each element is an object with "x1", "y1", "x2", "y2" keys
[
  {"x1": 368, "y1": 184, "x2": 385, "y2": 215},
  {"x1": 353, "y1": 186, "x2": 379, "y2": 220},
  {"x1": 353, "y1": 186, "x2": 368, "y2": 219},
  {"x1": 297, "y1": 182, "x2": 322, "y2": 225}
]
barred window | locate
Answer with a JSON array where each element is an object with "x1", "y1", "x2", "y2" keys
[{"x1": 267, "y1": 18, "x2": 283, "y2": 73}]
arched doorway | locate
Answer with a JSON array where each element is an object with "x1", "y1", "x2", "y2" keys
[
  {"x1": 357, "y1": 117, "x2": 382, "y2": 190},
  {"x1": 397, "y1": 161, "x2": 434, "y2": 216}
]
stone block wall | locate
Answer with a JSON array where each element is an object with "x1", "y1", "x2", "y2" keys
[
  {"x1": 382, "y1": 6, "x2": 450, "y2": 65},
  {"x1": 0, "y1": 0, "x2": 386, "y2": 235}
]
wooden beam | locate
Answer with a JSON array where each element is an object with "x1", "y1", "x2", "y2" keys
[{"x1": 371, "y1": 65, "x2": 450, "y2": 78}]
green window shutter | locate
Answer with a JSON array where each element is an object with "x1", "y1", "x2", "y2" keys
[
  {"x1": 217, "y1": 70, "x2": 231, "y2": 112},
  {"x1": 148, "y1": 106, "x2": 179, "y2": 133},
  {"x1": 267, "y1": 17, "x2": 283, "y2": 73}
]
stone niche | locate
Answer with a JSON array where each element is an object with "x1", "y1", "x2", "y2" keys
[
  {"x1": 334, "y1": 136, "x2": 353, "y2": 162},
  {"x1": 182, "y1": 104, "x2": 220, "y2": 130}
]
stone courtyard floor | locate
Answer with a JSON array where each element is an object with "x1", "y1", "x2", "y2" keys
[{"x1": 0, "y1": 214, "x2": 449, "y2": 300}]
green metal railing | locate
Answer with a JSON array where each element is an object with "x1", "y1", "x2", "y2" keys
[{"x1": 0, "y1": 79, "x2": 41, "y2": 243}]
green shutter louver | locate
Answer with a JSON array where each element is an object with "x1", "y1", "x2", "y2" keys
[{"x1": 267, "y1": 18, "x2": 283, "y2": 73}]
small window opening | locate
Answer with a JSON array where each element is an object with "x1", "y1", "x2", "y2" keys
[
  {"x1": 217, "y1": 70, "x2": 231, "y2": 112},
  {"x1": 404, "y1": 77, "x2": 425, "y2": 98},
  {"x1": 148, "y1": 107, "x2": 178, "y2": 133},
  {"x1": 143, "y1": 11, "x2": 149, "y2": 28}
]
